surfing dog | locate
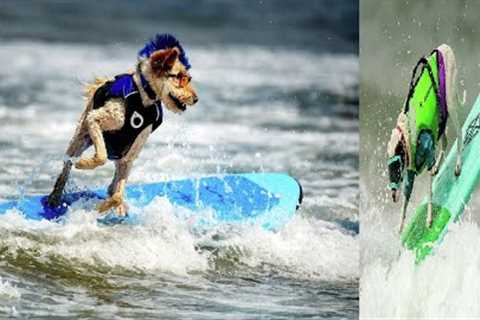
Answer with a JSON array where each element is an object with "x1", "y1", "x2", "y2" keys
[
  {"x1": 47, "y1": 34, "x2": 198, "y2": 215},
  {"x1": 387, "y1": 44, "x2": 464, "y2": 233}
]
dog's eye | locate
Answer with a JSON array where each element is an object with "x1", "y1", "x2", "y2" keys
[
  {"x1": 168, "y1": 73, "x2": 191, "y2": 87},
  {"x1": 179, "y1": 75, "x2": 191, "y2": 87}
]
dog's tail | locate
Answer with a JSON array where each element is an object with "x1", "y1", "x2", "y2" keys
[
  {"x1": 83, "y1": 77, "x2": 109, "y2": 99},
  {"x1": 81, "y1": 77, "x2": 110, "y2": 113}
]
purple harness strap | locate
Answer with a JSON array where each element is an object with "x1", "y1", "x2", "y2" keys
[{"x1": 435, "y1": 49, "x2": 448, "y2": 137}]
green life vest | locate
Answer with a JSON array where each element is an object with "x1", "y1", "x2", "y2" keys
[{"x1": 405, "y1": 52, "x2": 441, "y2": 173}]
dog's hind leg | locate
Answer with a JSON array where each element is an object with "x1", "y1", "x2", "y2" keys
[
  {"x1": 47, "y1": 101, "x2": 95, "y2": 207},
  {"x1": 432, "y1": 135, "x2": 447, "y2": 176},
  {"x1": 75, "y1": 99, "x2": 125, "y2": 170},
  {"x1": 47, "y1": 132, "x2": 91, "y2": 206},
  {"x1": 399, "y1": 197, "x2": 409, "y2": 234}
]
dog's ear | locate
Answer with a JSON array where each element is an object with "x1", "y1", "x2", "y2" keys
[{"x1": 150, "y1": 48, "x2": 179, "y2": 74}]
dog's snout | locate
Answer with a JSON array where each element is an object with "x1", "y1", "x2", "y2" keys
[{"x1": 193, "y1": 95, "x2": 199, "y2": 104}]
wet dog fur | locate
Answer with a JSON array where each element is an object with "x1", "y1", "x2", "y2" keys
[
  {"x1": 47, "y1": 43, "x2": 198, "y2": 216},
  {"x1": 388, "y1": 44, "x2": 464, "y2": 233}
]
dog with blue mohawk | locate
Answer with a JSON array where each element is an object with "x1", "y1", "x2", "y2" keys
[{"x1": 47, "y1": 34, "x2": 198, "y2": 215}]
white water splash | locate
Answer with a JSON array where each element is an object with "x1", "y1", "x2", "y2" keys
[
  {"x1": 0, "y1": 197, "x2": 357, "y2": 282},
  {"x1": 0, "y1": 278, "x2": 20, "y2": 300},
  {"x1": 225, "y1": 216, "x2": 358, "y2": 281},
  {"x1": 0, "y1": 198, "x2": 208, "y2": 276},
  {"x1": 361, "y1": 212, "x2": 480, "y2": 318}
]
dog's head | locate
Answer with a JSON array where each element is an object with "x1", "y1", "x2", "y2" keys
[
  {"x1": 138, "y1": 34, "x2": 198, "y2": 113},
  {"x1": 387, "y1": 124, "x2": 407, "y2": 203}
]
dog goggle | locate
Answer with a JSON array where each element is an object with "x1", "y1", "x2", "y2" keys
[
  {"x1": 167, "y1": 72, "x2": 192, "y2": 87},
  {"x1": 387, "y1": 155, "x2": 404, "y2": 191}
]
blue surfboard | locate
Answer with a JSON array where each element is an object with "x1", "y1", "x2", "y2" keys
[{"x1": 0, "y1": 173, "x2": 302, "y2": 231}]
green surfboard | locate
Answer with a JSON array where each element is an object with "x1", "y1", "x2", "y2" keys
[{"x1": 401, "y1": 95, "x2": 480, "y2": 263}]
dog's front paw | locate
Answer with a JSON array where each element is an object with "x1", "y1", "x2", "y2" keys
[
  {"x1": 426, "y1": 217, "x2": 432, "y2": 228},
  {"x1": 426, "y1": 205, "x2": 433, "y2": 228},
  {"x1": 97, "y1": 193, "x2": 123, "y2": 213},
  {"x1": 75, "y1": 156, "x2": 106, "y2": 170},
  {"x1": 115, "y1": 202, "x2": 129, "y2": 216},
  {"x1": 398, "y1": 222, "x2": 404, "y2": 235}
]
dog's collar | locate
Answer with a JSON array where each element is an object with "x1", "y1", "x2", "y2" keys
[{"x1": 136, "y1": 63, "x2": 158, "y2": 101}]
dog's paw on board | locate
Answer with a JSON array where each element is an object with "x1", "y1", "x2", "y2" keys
[{"x1": 96, "y1": 193, "x2": 127, "y2": 216}]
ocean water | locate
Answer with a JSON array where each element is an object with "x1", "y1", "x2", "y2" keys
[
  {"x1": 361, "y1": 1, "x2": 480, "y2": 318},
  {"x1": 0, "y1": 1, "x2": 358, "y2": 319}
]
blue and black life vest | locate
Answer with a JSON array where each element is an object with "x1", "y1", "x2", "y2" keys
[{"x1": 92, "y1": 74, "x2": 163, "y2": 160}]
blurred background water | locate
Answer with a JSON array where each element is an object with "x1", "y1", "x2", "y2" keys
[
  {"x1": 361, "y1": 0, "x2": 480, "y2": 318},
  {"x1": 0, "y1": 1, "x2": 358, "y2": 319}
]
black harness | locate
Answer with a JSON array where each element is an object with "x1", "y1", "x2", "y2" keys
[{"x1": 92, "y1": 74, "x2": 163, "y2": 160}]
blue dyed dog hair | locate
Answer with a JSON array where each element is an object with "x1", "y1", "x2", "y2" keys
[{"x1": 138, "y1": 34, "x2": 191, "y2": 70}]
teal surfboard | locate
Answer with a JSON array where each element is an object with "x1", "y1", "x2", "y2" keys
[
  {"x1": 401, "y1": 95, "x2": 480, "y2": 263},
  {"x1": 0, "y1": 173, "x2": 302, "y2": 232}
]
